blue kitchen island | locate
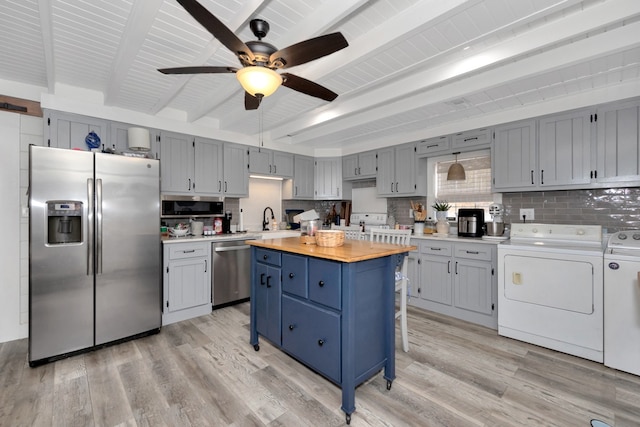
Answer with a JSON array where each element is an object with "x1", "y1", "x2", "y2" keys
[{"x1": 247, "y1": 237, "x2": 415, "y2": 424}]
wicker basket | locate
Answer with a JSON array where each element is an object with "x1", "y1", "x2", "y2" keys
[{"x1": 315, "y1": 230, "x2": 345, "y2": 247}]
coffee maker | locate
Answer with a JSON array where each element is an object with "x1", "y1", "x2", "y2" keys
[{"x1": 221, "y1": 210, "x2": 232, "y2": 234}]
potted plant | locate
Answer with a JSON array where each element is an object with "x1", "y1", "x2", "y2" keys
[{"x1": 432, "y1": 200, "x2": 450, "y2": 220}]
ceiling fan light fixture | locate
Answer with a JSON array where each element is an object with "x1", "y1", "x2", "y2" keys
[
  {"x1": 236, "y1": 66, "x2": 282, "y2": 98},
  {"x1": 447, "y1": 152, "x2": 466, "y2": 181}
]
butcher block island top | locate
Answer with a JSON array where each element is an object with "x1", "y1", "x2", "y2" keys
[{"x1": 246, "y1": 237, "x2": 416, "y2": 262}]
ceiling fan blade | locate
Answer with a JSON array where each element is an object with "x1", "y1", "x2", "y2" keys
[
  {"x1": 177, "y1": 0, "x2": 255, "y2": 62},
  {"x1": 281, "y1": 73, "x2": 338, "y2": 102},
  {"x1": 158, "y1": 66, "x2": 238, "y2": 74},
  {"x1": 244, "y1": 92, "x2": 262, "y2": 110},
  {"x1": 269, "y1": 33, "x2": 348, "y2": 69}
]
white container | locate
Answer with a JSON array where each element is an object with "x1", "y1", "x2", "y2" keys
[
  {"x1": 414, "y1": 221, "x2": 424, "y2": 235},
  {"x1": 191, "y1": 221, "x2": 204, "y2": 236}
]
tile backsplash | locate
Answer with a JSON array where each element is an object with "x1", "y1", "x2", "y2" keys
[{"x1": 503, "y1": 188, "x2": 640, "y2": 233}]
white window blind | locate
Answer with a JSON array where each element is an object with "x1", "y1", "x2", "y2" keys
[{"x1": 435, "y1": 154, "x2": 492, "y2": 214}]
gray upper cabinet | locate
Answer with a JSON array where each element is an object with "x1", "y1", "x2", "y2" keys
[
  {"x1": 160, "y1": 132, "x2": 194, "y2": 194},
  {"x1": 110, "y1": 122, "x2": 160, "y2": 159},
  {"x1": 283, "y1": 155, "x2": 314, "y2": 199},
  {"x1": 416, "y1": 136, "x2": 450, "y2": 156},
  {"x1": 160, "y1": 133, "x2": 224, "y2": 196},
  {"x1": 595, "y1": 100, "x2": 640, "y2": 184},
  {"x1": 194, "y1": 137, "x2": 223, "y2": 195},
  {"x1": 314, "y1": 157, "x2": 342, "y2": 199},
  {"x1": 223, "y1": 143, "x2": 249, "y2": 197},
  {"x1": 452, "y1": 128, "x2": 491, "y2": 150},
  {"x1": 45, "y1": 110, "x2": 109, "y2": 150},
  {"x1": 492, "y1": 120, "x2": 537, "y2": 191},
  {"x1": 377, "y1": 143, "x2": 419, "y2": 197},
  {"x1": 248, "y1": 147, "x2": 294, "y2": 178},
  {"x1": 342, "y1": 150, "x2": 377, "y2": 180},
  {"x1": 538, "y1": 109, "x2": 592, "y2": 187}
]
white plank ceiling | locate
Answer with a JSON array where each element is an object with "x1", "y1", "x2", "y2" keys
[{"x1": 1, "y1": 0, "x2": 639, "y2": 154}]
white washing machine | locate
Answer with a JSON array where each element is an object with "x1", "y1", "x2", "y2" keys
[
  {"x1": 498, "y1": 223, "x2": 604, "y2": 362},
  {"x1": 604, "y1": 231, "x2": 640, "y2": 376}
]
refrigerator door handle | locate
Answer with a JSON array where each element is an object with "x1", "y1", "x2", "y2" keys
[
  {"x1": 96, "y1": 178, "x2": 103, "y2": 275},
  {"x1": 87, "y1": 178, "x2": 94, "y2": 276}
]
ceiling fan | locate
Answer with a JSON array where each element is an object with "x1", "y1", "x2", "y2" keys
[{"x1": 158, "y1": 0, "x2": 349, "y2": 110}]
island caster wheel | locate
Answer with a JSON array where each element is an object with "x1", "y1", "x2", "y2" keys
[
  {"x1": 386, "y1": 379, "x2": 393, "y2": 390},
  {"x1": 253, "y1": 344, "x2": 260, "y2": 351},
  {"x1": 346, "y1": 413, "x2": 351, "y2": 425}
]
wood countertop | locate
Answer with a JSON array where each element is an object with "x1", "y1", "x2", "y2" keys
[{"x1": 247, "y1": 237, "x2": 416, "y2": 263}]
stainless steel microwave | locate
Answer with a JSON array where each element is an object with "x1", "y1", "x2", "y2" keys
[{"x1": 161, "y1": 195, "x2": 223, "y2": 218}]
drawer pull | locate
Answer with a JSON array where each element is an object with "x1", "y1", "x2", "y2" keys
[
  {"x1": 260, "y1": 273, "x2": 265, "y2": 285},
  {"x1": 318, "y1": 339, "x2": 325, "y2": 346},
  {"x1": 318, "y1": 280, "x2": 325, "y2": 287},
  {"x1": 288, "y1": 324, "x2": 296, "y2": 331},
  {"x1": 466, "y1": 250, "x2": 479, "y2": 254},
  {"x1": 431, "y1": 247, "x2": 442, "y2": 251},
  {"x1": 289, "y1": 272, "x2": 295, "y2": 278},
  {"x1": 183, "y1": 249, "x2": 195, "y2": 253},
  {"x1": 263, "y1": 254, "x2": 268, "y2": 260}
]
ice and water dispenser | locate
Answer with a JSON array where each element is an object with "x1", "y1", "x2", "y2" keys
[{"x1": 47, "y1": 201, "x2": 82, "y2": 244}]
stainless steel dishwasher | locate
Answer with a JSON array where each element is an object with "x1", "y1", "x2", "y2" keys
[{"x1": 211, "y1": 239, "x2": 251, "y2": 308}]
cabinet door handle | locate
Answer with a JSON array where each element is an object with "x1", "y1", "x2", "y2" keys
[
  {"x1": 318, "y1": 280, "x2": 325, "y2": 287},
  {"x1": 288, "y1": 324, "x2": 296, "y2": 331},
  {"x1": 273, "y1": 165, "x2": 276, "y2": 174},
  {"x1": 448, "y1": 260, "x2": 450, "y2": 274},
  {"x1": 455, "y1": 261, "x2": 458, "y2": 274},
  {"x1": 541, "y1": 169, "x2": 544, "y2": 185},
  {"x1": 188, "y1": 179, "x2": 191, "y2": 191},
  {"x1": 357, "y1": 167, "x2": 361, "y2": 175},
  {"x1": 390, "y1": 183, "x2": 394, "y2": 193},
  {"x1": 224, "y1": 181, "x2": 228, "y2": 192},
  {"x1": 531, "y1": 170, "x2": 534, "y2": 185},
  {"x1": 289, "y1": 272, "x2": 295, "y2": 278},
  {"x1": 263, "y1": 254, "x2": 268, "y2": 260},
  {"x1": 395, "y1": 182, "x2": 399, "y2": 192},
  {"x1": 260, "y1": 273, "x2": 266, "y2": 285},
  {"x1": 218, "y1": 180, "x2": 222, "y2": 191},
  {"x1": 266, "y1": 275, "x2": 272, "y2": 288},
  {"x1": 204, "y1": 260, "x2": 207, "y2": 273},
  {"x1": 318, "y1": 339, "x2": 325, "y2": 346}
]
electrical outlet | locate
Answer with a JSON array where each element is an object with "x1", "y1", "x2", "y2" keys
[{"x1": 520, "y1": 208, "x2": 535, "y2": 221}]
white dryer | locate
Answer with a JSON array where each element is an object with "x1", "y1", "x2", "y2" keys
[
  {"x1": 498, "y1": 223, "x2": 604, "y2": 362},
  {"x1": 604, "y1": 231, "x2": 640, "y2": 375}
]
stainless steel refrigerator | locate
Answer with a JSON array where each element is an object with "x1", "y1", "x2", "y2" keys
[{"x1": 29, "y1": 146, "x2": 161, "y2": 365}]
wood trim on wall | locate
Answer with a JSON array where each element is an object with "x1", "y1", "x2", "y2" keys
[{"x1": 0, "y1": 95, "x2": 42, "y2": 117}]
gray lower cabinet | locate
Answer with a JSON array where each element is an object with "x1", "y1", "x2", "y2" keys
[
  {"x1": 408, "y1": 239, "x2": 497, "y2": 329},
  {"x1": 162, "y1": 242, "x2": 212, "y2": 326}
]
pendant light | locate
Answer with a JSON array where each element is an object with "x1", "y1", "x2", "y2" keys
[{"x1": 447, "y1": 152, "x2": 466, "y2": 181}]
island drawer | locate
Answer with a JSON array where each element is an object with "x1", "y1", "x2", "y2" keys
[
  {"x1": 282, "y1": 295, "x2": 340, "y2": 383},
  {"x1": 255, "y1": 248, "x2": 281, "y2": 266},
  {"x1": 282, "y1": 253, "x2": 308, "y2": 298},
  {"x1": 309, "y1": 258, "x2": 342, "y2": 310}
]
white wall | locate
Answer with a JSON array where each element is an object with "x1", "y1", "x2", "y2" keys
[
  {"x1": 0, "y1": 112, "x2": 26, "y2": 342},
  {"x1": 239, "y1": 179, "x2": 283, "y2": 231}
]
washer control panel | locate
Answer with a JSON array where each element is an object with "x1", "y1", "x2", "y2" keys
[{"x1": 607, "y1": 230, "x2": 640, "y2": 251}]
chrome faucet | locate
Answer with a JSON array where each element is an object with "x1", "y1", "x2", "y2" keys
[{"x1": 263, "y1": 207, "x2": 275, "y2": 231}]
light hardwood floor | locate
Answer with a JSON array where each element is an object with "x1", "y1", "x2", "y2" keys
[{"x1": 1, "y1": 303, "x2": 639, "y2": 426}]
